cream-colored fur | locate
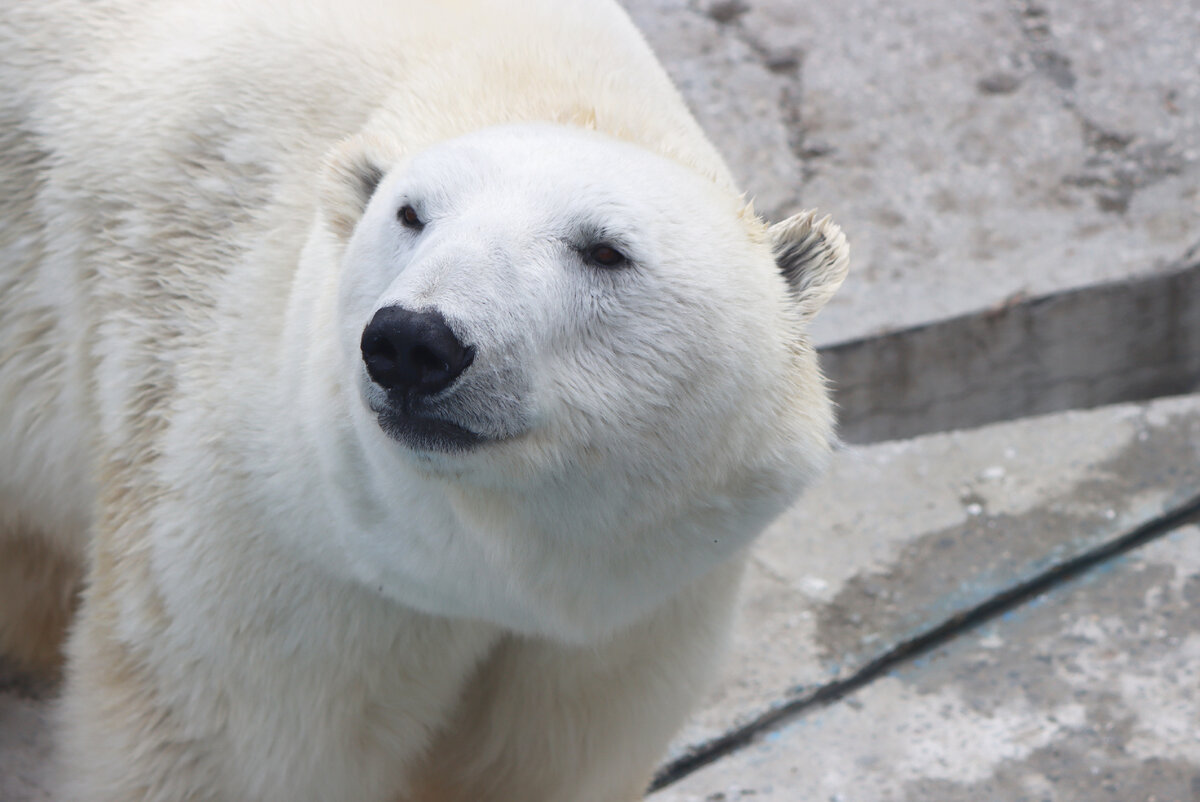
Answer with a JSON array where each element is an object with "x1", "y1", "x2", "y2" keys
[{"x1": 0, "y1": 1, "x2": 848, "y2": 800}]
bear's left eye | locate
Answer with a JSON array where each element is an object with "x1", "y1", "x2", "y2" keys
[
  {"x1": 586, "y1": 244, "x2": 627, "y2": 269},
  {"x1": 398, "y1": 204, "x2": 424, "y2": 230}
]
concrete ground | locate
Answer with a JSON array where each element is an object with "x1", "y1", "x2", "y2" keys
[{"x1": 3, "y1": 0, "x2": 1199, "y2": 800}]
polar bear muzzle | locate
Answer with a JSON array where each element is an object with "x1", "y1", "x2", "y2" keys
[{"x1": 360, "y1": 305, "x2": 481, "y2": 450}]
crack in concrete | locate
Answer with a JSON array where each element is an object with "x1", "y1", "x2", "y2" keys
[
  {"x1": 897, "y1": 538, "x2": 1200, "y2": 800},
  {"x1": 1009, "y1": 0, "x2": 1188, "y2": 215},
  {"x1": 1012, "y1": 0, "x2": 1077, "y2": 91},
  {"x1": 1064, "y1": 122, "x2": 1187, "y2": 214},
  {"x1": 813, "y1": 410, "x2": 1200, "y2": 665},
  {"x1": 696, "y1": 0, "x2": 749, "y2": 26},
  {"x1": 1178, "y1": 237, "x2": 1200, "y2": 267},
  {"x1": 687, "y1": 0, "x2": 821, "y2": 195},
  {"x1": 649, "y1": 491, "x2": 1200, "y2": 793}
]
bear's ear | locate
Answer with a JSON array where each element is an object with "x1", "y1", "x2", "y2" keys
[
  {"x1": 320, "y1": 133, "x2": 403, "y2": 240},
  {"x1": 769, "y1": 210, "x2": 849, "y2": 321}
]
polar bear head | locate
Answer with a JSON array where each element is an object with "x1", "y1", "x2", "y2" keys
[{"x1": 309, "y1": 123, "x2": 847, "y2": 639}]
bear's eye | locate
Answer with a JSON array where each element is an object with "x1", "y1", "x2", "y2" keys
[
  {"x1": 398, "y1": 204, "x2": 424, "y2": 230},
  {"x1": 586, "y1": 244, "x2": 627, "y2": 269}
]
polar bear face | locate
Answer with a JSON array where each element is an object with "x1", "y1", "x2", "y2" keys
[
  {"x1": 313, "y1": 123, "x2": 846, "y2": 638},
  {"x1": 336, "y1": 125, "x2": 834, "y2": 468}
]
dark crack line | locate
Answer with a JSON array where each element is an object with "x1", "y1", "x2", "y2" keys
[
  {"x1": 1007, "y1": 0, "x2": 1190, "y2": 216},
  {"x1": 687, "y1": 0, "x2": 814, "y2": 202},
  {"x1": 1176, "y1": 237, "x2": 1200, "y2": 267},
  {"x1": 649, "y1": 489, "x2": 1200, "y2": 793}
]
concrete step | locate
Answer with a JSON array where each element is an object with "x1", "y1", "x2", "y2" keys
[
  {"x1": 822, "y1": 258, "x2": 1200, "y2": 444},
  {"x1": 651, "y1": 393, "x2": 1200, "y2": 800}
]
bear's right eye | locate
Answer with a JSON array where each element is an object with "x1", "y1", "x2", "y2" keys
[
  {"x1": 398, "y1": 204, "x2": 424, "y2": 230},
  {"x1": 586, "y1": 244, "x2": 627, "y2": 269}
]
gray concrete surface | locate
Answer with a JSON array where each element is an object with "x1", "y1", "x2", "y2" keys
[
  {"x1": 653, "y1": 523, "x2": 1200, "y2": 801},
  {"x1": 660, "y1": 393, "x2": 1200, "y2": 767},
  {"x1": 625, "y1": 0, "x2": 1200, "y2": 347}
]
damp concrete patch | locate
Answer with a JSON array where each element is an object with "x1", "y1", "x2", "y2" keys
[
  {"x1": 659, "y1": 393, "x2": 1200, "y2": 772},
  {"x1": 651, "y1": 525, "x2": 1200, "y2": 801}
]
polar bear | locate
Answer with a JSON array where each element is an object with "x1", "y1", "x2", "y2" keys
[{"x1": 0, "y1": 0, "x2": 849, "y2": 800}]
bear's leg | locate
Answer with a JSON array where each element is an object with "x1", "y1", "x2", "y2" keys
[
  {"x1": 54, "y1": 597, "x2": 216, "y2": 802},
  {"x1": 408, "y1": 558, "x2": 747, "y2": 802},
  {"x1": 53, "y1": 526, "x2": 501, "y2": 802},
  {"x1": 0, "y1": 530, "x2": 82, "y2": 680}
]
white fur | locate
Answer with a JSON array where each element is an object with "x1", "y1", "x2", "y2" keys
[{"x1": 0, "y1": 1, "x2": 848, "y2": 799}]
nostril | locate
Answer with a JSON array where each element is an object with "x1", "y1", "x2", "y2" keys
[
  {"x1": 362, "y1": 331, "x2": 396, "y2": 363},
  {"x1": 360, "y1": 306, "x2": 473, "y2": 397},
  {"x1": 362, "y1": 330, "x2": 400, "y2": 380}
]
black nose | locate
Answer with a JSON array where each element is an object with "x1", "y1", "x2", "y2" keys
[{"x1": 361, "y1": 306, "x2": 474, "y2": 397}]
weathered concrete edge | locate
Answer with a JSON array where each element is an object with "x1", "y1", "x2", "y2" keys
[
  {"x1": 822, "y1": 250, "x2": 1200, "y2": 444},
  {"x1": 650, "y1": 487, "x2": 1200, "y2": 792}
]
